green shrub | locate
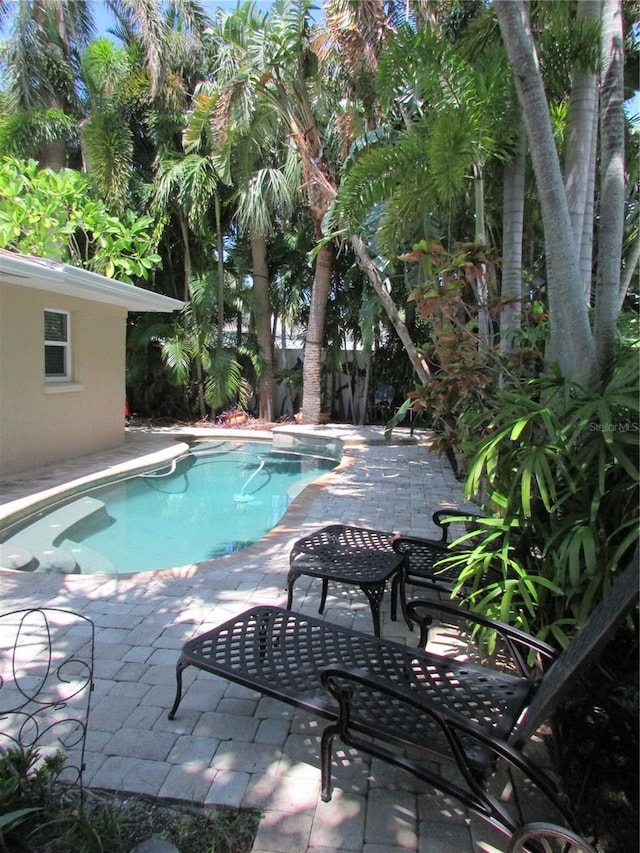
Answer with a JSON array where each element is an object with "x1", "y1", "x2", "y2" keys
[
  {"x1": 0, "y1": 745, "x2": 65, "y2": 852},
  {"x1": 0, "y1": 744, "x2": 259, "y2": 852},
  {"x1": 441, "y1": 345, "x2": 639, "y2": 647}
]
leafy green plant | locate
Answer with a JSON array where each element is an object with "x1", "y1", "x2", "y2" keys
[
  {"x1": 0, "y1": 745, "x2": 65, "y2": 809},
  {"x1": 388, "y1": 240, "x2": 528, "y2": 475},
  {"x1": 440, "y1": 345, "x2": 639, "y2": 646},
  {"x1": 0, "y1": 745, "x2": 66, "y2": 852},
  {"x1": 0, "y1": 157, "x2": 161, "y2": 283},
  {"x1": 0, "y1": 744, "x2": 259, "y2": 852},
  {"x1": 161, "y1": 274, "x2": 259, "y2": 419}
]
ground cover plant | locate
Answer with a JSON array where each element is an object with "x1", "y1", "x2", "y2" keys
[{"x1": 0, "y1": 746, "x2": 260, "y2": 853}]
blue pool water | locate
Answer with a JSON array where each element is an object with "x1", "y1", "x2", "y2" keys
[{"x1": 0, "y1": 440, "x2": 338, "y2": 574}]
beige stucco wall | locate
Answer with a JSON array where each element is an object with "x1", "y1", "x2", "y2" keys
[{"x1": 0, "y1": 281, "x2": 127, "y2": 476}]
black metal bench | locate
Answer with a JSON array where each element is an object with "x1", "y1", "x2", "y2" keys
[{"x1": 168, "y1": 556, "x2": 638, "y2": 847}]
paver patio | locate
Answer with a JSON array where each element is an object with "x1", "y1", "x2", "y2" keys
[{"x1": 0, "y1": 425, "x2": 534, "y2": 853}]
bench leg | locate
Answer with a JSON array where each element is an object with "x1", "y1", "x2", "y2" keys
[
  {"x1": 362, "y1": 582, "x2": 387, "y2": 637},
  {"x1": 391, "y1": 571, "x2": 413, "y2": 631},
  {"x1": 320, "y1": 723, "x2": 340, "y2": 802},
  {"x1": 319, "y1": 578, "x2": 329, "y2": 614},
  {"x1": 286, "y1": 569, "x2": 301, "y2": 609},
  {"x1": 168, "y1": 657, "x2": 190, "y2": 720}
]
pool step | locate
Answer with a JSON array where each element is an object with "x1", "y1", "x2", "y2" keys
[
  {"x1": 0, "y1": 497, "x2": 110, "y2": 574},
  {"x1": 60, "y1": 541, "x2": 117, "y2": 574},
  {"x1": 0, "y1": 543, "x2": 37, "y2": 571}
]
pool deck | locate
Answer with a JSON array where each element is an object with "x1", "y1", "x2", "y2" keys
[{"x1": 0, "y1": 425, "x2": 527, "y2": 853}]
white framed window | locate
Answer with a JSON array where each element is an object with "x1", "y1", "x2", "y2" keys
[{"x1": 44, "y1": 309, "x2": 71, "y2": 380}]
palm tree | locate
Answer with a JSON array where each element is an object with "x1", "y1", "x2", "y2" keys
[
  {"x1": 334, "y1": 23, "x2": 519, "y2": 364},
  {"x1": 0, "y1": 0, "x2": 94, "y2": 169},
  {"x1": 234, "y1": 153, "x2": 303, "y2": 421},
  {"x1": 152, "y1": 151, "x2": 225, "y2": 296},
  {"x1": 187, "y1": 0, "x2": 304, "y2": 421},
  {"x1": 78, "y1": 0, "x2": 212, "y2": 214},
  {"x1": 563, "y1": 0, "x2": 601, "y2": 303},
  {"x1": 268, "y1": 216, "x2": 314, "y2": 372},
  {"x1": 106, "y1": 0, "x2": 211, "y2": 95},
  {"x1": 494, "y1": 0, "x2": 629, "y2": 387},
  {"x1": 79, "y1": 37, "x2": 135, "y2": 211},
  {"x1": 319, "y1": 0, "x2": 432, "y2": 385},
  {"x1": 500, "y1": 125, "x2": 526, "y2": 356},
  {"x1": 161, "y1": 273, "x2": 246, "y2": 419},
  {"x1": 212, "y1": 0, "x2": 439, "y2": 420},
  {"x1": 200, "y1": 0, "x2": 341, "y2": 423},
  {"x1": 593, "y1": 0, "x2": 626, "y2": 371}
]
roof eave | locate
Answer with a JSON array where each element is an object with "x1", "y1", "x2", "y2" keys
[{"x1": 0, "y1": 251, "x2": 184, "y2": 313}]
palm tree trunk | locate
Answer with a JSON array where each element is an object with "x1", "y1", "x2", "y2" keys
[
  {"x1": 215, "y1": 194, "x2": 224, "y2": 347},
  {"x1": 251, "y1": 234, "x2": 275, "y2": 421},
  {"x1": 301, "y1": 243, "x2": 334, "y2": 424},
  {"x1": 39, "y1": 139, "x2": 67, "y2": 172},
  {"x1": 580, "y1": 104, "x2": 599, "y2": 303},
  {"x1": 280, "y1": 318, "x2": 286, "y2": 365},
  {"x1": 495, "y1": 0, "x2": 597, "y2": 387},
  {"x1": 500, "y1": 125, "x2": 526, "y2": 355},
  {"x1": 473, "y1": 165, "x2": 491, "y2": 351},
  {"x1": 594, "y1": 0, "x2": 625, "y2": 374},
  {"x1": 179, "y1": 213, "x2": 192, "y2": 301},
  {"x1": 565, "y1": 0, "x2": 601, "y2": 302},
  {"x1": 351, "y1": 235, "x2": 431, "y2": 384},
  {"x1": 195, "y1": 359, "x2": 207, "y2": 420},
  {"x1": 361, "y1": 351, "x2": 372, "y2": 426}
]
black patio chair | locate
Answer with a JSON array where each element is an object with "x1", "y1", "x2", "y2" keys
[
  {"x1": 390, "y1": 508, "x2": 491, "y2": 619},
  {"x1": 168, "y1": 553, "x2": 638, "y2": 851}
]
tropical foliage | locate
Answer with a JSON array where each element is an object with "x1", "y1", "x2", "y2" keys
[
  {"x1": 0, "y1": 744, "x2": 259, "y2": 852},
  {"x1": 440, "y1": 345, "x2": 639, "y2": 646},
  {"x1": 0, "y1": 157, "x2": 161, "y2": 281}
]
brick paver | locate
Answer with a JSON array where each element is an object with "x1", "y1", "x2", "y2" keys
[{"x1": 0, "y1": 425, "x2": 492, "y2": 853}]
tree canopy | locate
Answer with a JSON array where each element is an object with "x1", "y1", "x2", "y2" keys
[{"x1": 0, "y1": 0, "x2": 637, "y2": 422}]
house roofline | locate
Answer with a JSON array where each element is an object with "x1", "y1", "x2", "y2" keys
[{"x1": 0, "y1": 249, "x2": 184, "y2": 313}]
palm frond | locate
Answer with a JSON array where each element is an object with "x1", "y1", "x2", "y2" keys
[
  {"x1": 160, "y1": 335, "x2": 192, "y2": 383},
  {"x1": 110, "y1": 0, "x2": 166, "y2": 94},
  {"x1": 81, "y1": 109, "x2": 134, "y2": 211},
  {"x1": 168, "y1": 0, "x2": 213, "y2": 38},
  {"x1": 204, "y1": 346, "x2": 247, "y2": 409},
  {"x1": 81, "y1": 38, "x2": 131, "y2": 101},
  {"x1": 234, "y1": 166, "x2": 297, "y2": 237},
  {"x1": 183, "y1": 85, "x2": 215, "y2": 152},
  {"x1": 0, "y1": 109, "x2": 77, "y2": 158},
  {"x1": 335, "y1": 127, "x2": 432, "y2": 230}
]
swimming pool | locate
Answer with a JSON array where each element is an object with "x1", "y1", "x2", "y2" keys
[{"x1": 0, "y1": 440, "x2": 339, "y2": 575}]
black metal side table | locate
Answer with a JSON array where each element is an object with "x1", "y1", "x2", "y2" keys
[{"x1": 287, "y1": 524, "x2": 408, "y2": 637}]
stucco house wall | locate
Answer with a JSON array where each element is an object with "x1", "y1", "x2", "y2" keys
[
  {"x1": 0, "y1": 252, "x2": 183, "y2": 477},
  {"x1": 0, "y1": 283, "x2": 128, "y2": 474}
]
